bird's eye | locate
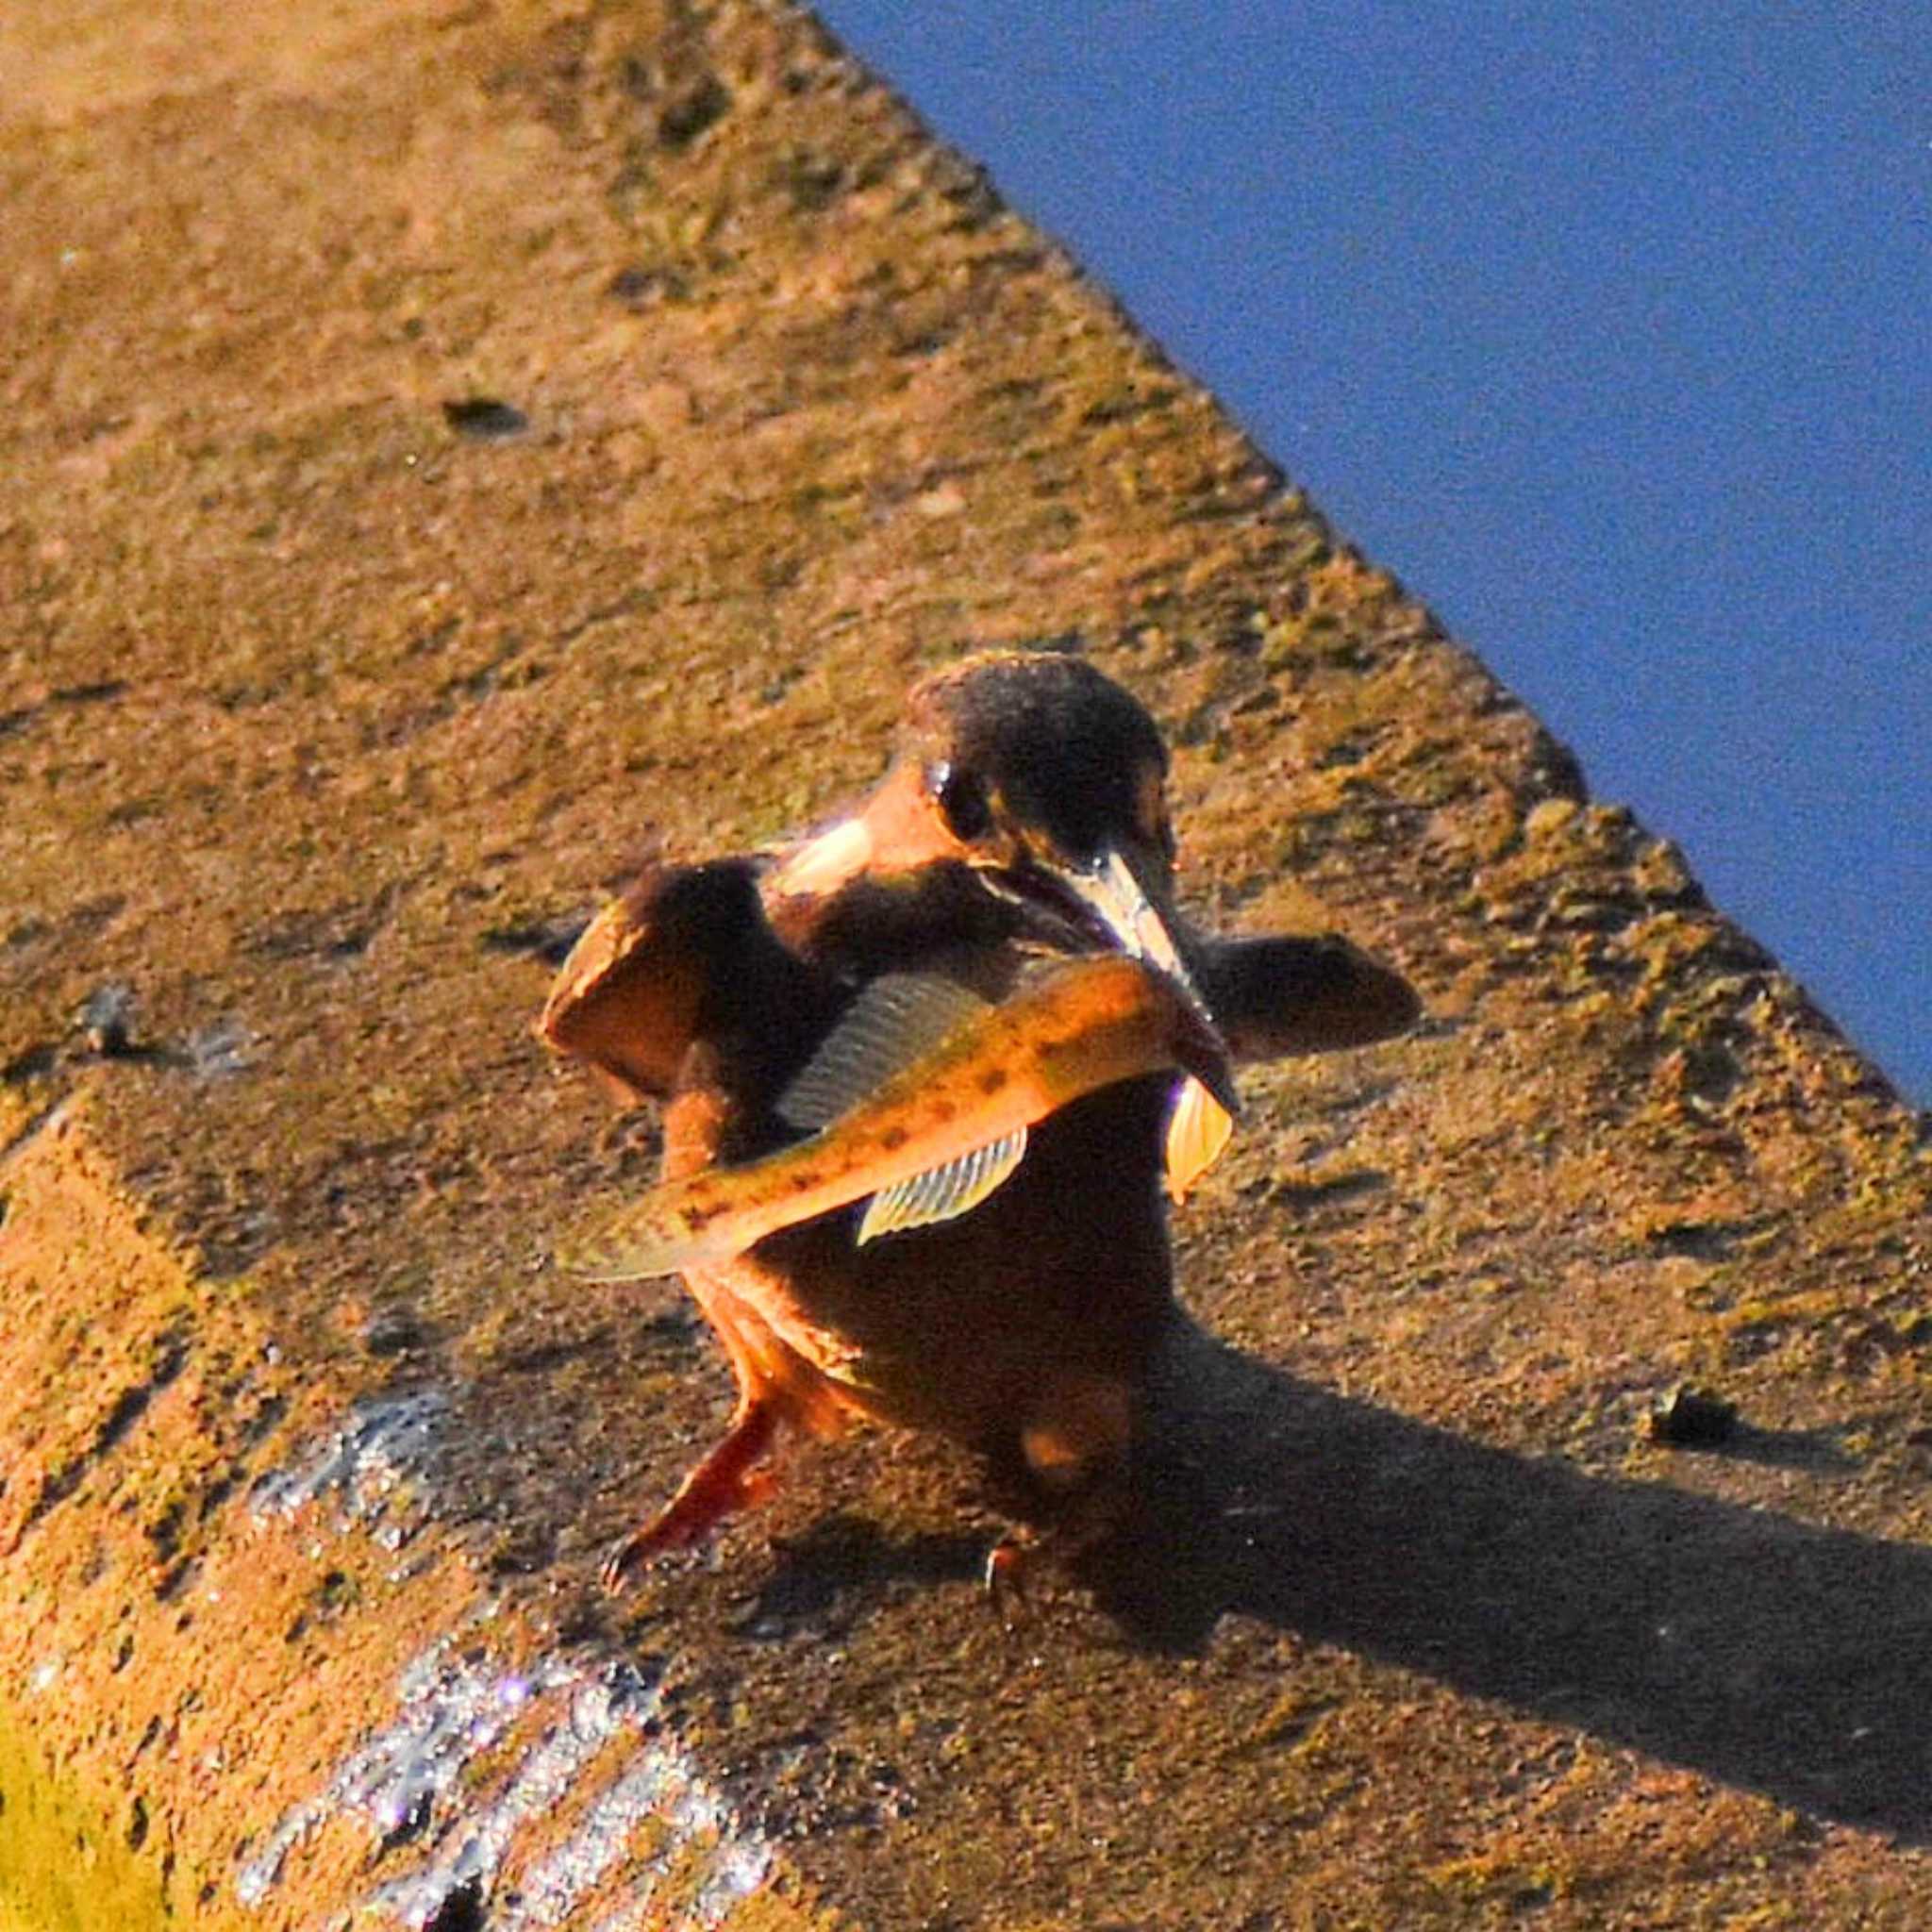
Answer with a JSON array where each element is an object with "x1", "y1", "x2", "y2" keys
[{"x1": 932, "y1": 762, "x2": 993, "y2": 842}]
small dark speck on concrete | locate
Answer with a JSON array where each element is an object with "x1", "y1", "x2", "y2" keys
[
  {"x1": 53, "y1": 679, "x2": 129, "y2": 706},
  {"x1": 442, "y1": 396, "x2": 528, "y2": 440},
  {"x1": 607, "y1": 264, "x2": 686, "y2": 308},
  {"x1": 480, "y1": 913, "x2": 589, "y2": 965},
  {"x1": 658, "y1": 75, "x2": 730, "y2": 150},
  {"x1": 423, "y1": 1874, "x2": 486, "y2": 1932},
  {"x1": 1643, "y1": 1383, "x2": 1740, "y2": 1448}
]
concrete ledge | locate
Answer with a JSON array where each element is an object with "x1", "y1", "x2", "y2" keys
[
  {"x1": 0, "y1": 1106, "x2": 828, "y2": 1927},
  {"x1": 3, "y1": 0, "x2": 1928, "y2": 1925}
]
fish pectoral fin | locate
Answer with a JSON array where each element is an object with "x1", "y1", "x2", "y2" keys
[
  {"x1": 855, "y1": 1127, "x2": 1029, "y2": 1244},
  {"x1": 777, "y1": 973, "x2": 992, "y2": 1130},
  {"x1": 1164, "y1": 1075, "x2": 1235, "y2": 1204}
]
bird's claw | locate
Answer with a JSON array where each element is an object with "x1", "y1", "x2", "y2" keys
[{"x1": 601, "y1": 1407, "x2": 779, "y2": 1592}]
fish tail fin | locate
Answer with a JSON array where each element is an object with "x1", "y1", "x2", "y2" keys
[{"x1": 557, "y1": 1179, "x2": 740, "y2": 1282}]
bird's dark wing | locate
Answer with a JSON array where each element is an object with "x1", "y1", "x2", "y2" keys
[
  {"x1": 538, "y1": 858, "x2": 821, "y2": 1101},
  {"x1": 1187, "y1": 930, "x2": 1420, "y2": 1063}
]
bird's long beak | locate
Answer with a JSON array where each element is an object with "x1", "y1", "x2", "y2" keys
[{"x1": 1057, "y1": 847, "x2": 1241, "y2": 1117}]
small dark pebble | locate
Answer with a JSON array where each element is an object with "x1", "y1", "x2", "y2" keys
[
  {"x1": 441, "y1": 397, "x2": 528, "y2": 440},
  {"x1": 79, "y1": 982, "x2": 138, "y2": 1057},
  {"x1": 362, "y1": 1307, "x2": 425, "y2": 1357},
  {"x1": 1642, "y1": 1383, "x2": 1740, "y2": 1448}
]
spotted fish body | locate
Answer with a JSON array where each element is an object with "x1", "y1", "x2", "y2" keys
[{"x1": 562, "y1": 954, "x2": 1235, "y2": 1283}]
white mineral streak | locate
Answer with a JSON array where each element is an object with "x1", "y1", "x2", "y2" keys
[
  {"x1": 238, "y1": 1399, "x2": 773, "y2": 1926},
  {"x1": 248, "y1": 1390, "x2": 448, "y2": 1549}
]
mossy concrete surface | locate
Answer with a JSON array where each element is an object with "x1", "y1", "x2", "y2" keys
[{"x1": 3, "y1": 0, "x2": 1928, "y2": 1925}]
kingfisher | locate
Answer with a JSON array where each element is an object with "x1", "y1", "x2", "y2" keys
[{"x1": 540, "y1": 649, "x2": 1419, "y2": 1589}]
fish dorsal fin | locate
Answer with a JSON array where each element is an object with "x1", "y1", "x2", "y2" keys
[
  {"x1": 777, "y1": 974, "x2": 991, "y2": 1130},
  {"x1": 856, "y1": 1128, "x2": 1029, "y2": 1244},
  {"x1": 1164, "y1": 1075, "x2": 1235, "y2": 1203}
]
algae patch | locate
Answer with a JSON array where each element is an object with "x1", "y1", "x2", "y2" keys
[{"x1": 0, "y1": 1703, "x2": 175, "y2": 1932}]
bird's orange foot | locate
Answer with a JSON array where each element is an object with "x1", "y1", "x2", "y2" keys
[{"x1": 601, "y1": 1403, "x2": 779, "y2": 1592}]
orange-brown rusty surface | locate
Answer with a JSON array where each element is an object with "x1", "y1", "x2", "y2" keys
[{"x1": 2, "y1": 0, "x2": 1929, "y2": 1926}]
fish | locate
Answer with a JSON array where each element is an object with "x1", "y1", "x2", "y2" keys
[{"x1": 560, "y1": 953, "x2": 1239, "y2": 1283}]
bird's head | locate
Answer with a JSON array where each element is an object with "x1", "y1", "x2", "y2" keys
[
  {"x1": 772, "y1": 648, "x2": 1236, "y2": 1108},
  {"x1": 891, "y1": 650, "x2": 1186, "y2": 968}
]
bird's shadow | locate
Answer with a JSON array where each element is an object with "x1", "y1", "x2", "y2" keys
[
  {"x1": 1062, "y1": 1319, "x2": 1932, "y2": 1842},
  {"x1": 743, "y1": 1318, "x2": 1932, "y2": 1840},
  {"x1": 738, "y1": 1517, "x2": 986, "y2": 1639}
]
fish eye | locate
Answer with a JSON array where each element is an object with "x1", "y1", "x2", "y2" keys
[{"x1": 931, "y1": 762, "x2": 993, "y2": 842}]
